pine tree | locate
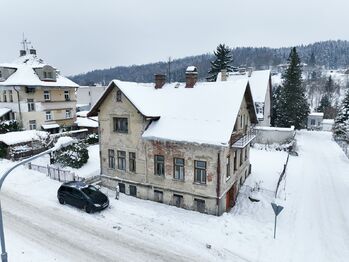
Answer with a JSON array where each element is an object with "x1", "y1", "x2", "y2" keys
[
  {"x1": 207, "y1": 44, "x2": 233, "y2": 82},
  {"x1": 274, "y1": 47, "x2": 309, "y2": 129},
  {"x1": 308, "y1": 51, "x2": 316, "y2": 67},
  {"x1": 333, "y1": 89, "x2": 349, "y2": 141}
]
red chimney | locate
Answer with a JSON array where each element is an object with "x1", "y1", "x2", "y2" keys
[
  {"x1": 185, "y1": 66, "x2": 198, "y2": 88},
  {"x1": 154, "y1": 74, "x2": 166, "y2": 89}
]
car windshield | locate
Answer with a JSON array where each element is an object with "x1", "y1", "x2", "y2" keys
[{"x1": 81, "y1": 185, "x2": 100, "y2": 198}]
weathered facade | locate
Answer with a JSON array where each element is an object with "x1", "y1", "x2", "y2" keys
[
  {"x1": 0, "y1": 47, "x2": 79, "y2": 132},
  {"x1": 89, "y1": 69, "x2": 257, "y2": 215}
]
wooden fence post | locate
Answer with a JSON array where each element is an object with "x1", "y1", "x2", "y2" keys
[{"x1": 58, "y1": 167, "x2": 60, "y2": 182}]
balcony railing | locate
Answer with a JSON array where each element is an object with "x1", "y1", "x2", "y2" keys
[{"x1": 231, "y1": 128, "x2": 256, "y2": 148}]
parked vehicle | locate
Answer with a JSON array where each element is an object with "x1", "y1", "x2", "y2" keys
[{"x1": 57, "y1": 181, "x2": 109, "y2": 213}]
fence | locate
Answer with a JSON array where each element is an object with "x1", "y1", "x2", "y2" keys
[{"x1": 28, "y1": 163, "x2": 84, "y2": 183}]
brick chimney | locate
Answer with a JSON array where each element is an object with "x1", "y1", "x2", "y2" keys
[
  {"x1": 221, "y1": 69, "x2": 228, "y2": 81},
  {"x1": 185, "y1": 66, "x2": 198, "y2": 88},
  {"x1": 154, "y1": 74, "x2": 166, "y2": 89}
]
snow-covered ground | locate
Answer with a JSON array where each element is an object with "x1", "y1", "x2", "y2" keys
[{"x1": 0, "y1": 131, "x2": 348, "y2": 261}]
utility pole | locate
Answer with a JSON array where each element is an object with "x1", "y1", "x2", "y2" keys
[{"x1": 168, "y1": 57, "x2": 171, "y2": 83}]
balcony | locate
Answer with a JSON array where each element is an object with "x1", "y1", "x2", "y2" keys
[{"x1": 231, "y1": 128, "x2": 256, "y2": 148}]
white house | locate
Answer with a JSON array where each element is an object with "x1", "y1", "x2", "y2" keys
[{"x1": 217, "y1": 69, "x2": 272, "y2": 126}]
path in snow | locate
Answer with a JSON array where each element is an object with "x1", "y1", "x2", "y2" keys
[{"x1": 275, "y1": 131, "x2": 349, "y2": 262}]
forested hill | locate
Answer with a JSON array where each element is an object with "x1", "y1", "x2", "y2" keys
[{"x1": 70, "y1": 40, "x2": 349, "y2": 85}]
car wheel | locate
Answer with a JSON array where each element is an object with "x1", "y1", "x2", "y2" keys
[
  {"x1": 85, "y1": 205, "x2": 92, "y2": 214},
  {"x1": 58, "y1": 197, "x2": 65, "y2": 205}
]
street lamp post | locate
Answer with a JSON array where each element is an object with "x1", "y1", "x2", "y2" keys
[{"x1": 0, "y1": 138, "x2": 74, "y2": 262}]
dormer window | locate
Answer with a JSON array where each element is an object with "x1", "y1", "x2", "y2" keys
[{"x1": 41, "y1": 65, "x2": 56, "y2": 81}]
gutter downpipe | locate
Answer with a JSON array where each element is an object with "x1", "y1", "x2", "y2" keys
[
  {"x1": 13, "y1": 87, "x2": 22, "y2": 128},
  {"x1": 216, "y1": 151, "x2": 221, "y2": 216}
]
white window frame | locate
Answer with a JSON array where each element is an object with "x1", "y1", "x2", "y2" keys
[
  {"x1": 29, "y1": 120, "x2": 36, "y2": 130},
  {"x1": 45, "y1": 111, "x2": 52, "y2": 121},
  {"x1": 65, "y1": 109, "x2": 71, "y2": 119},
  {"x1": 64, "y1": 90, "x2": 70, "y2": 101},
  {"x1": 44, "y1": 90, "x2": 51, "y2": 101},
  {"x1": 27, "y1": 99, "x2": 35, "y2": 112}
]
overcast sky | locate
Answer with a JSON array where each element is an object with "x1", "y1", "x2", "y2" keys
[{"x1": 1, "y1": 0, "x2": 348, "y2": 75}]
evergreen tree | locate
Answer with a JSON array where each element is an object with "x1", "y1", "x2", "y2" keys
[
  {"x1": 207, "y1": 44, "x2": 233, "y2": 82},
  {"x1": 55, "y1": 142, "x2": 89, "y2": 168},
  {"x1": 308, "y1": 51, "x2": 316, "y2": 67},
  {"x1": 333, "y1": 90, "x2": 349, "y2": 141},
  {"x1": 317, "y1": 95, "x2": 331, "y2": 112},
  {"x1": 274, "y1": 47, "x2": 309, "y2": 129},
  {"x1": 325, "y1": 75, "x2": 335, "y2": 94},
  {"x1": 271, "y1": 85, "x2": 282, "y2": 127}
]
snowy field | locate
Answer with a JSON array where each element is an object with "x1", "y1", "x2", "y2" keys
[{"x1": 0, "y1": 131, "x2": 348, "y2": 261}]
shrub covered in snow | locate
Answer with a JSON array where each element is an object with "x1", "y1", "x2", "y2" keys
[
  {"x1": 85, "y1": 133, "x2": 99, "y2": 144},
  {"x1": 0, "y1": 120, "x2": 20, "y2": 134},
  {"x1": 55, "y1": 142, "x2": 89, "y2": 168}
]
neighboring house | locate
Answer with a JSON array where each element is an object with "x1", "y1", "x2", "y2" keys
[
  {"x1": 88, "y1": 67, "x2": 258, "y2": 215},
  {"x1": 322, "y1": 119, "x2": 334, "y2": 132},
  {"x1": 0, "y1": 46, "x2": 79, "y2": 133},
  {"x1": 0, "y1": 130, "x2": 49, "y2": 160},
  {"x1": 307, "y1": 112, "x2": 324, "y2": 130},
  {"x1": 76, "y1": 86, "x2": 107, "y2": 111},
  {"x1": 75, "y1": 111, "x2": 98, "y2": 133},
  {"x1": 217, "y1": 69, "x2": 272, "y2": 126}
]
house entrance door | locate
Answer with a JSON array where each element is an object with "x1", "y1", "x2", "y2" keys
[{"x1": 226, "y1": 182, "x2": 238, "y2": 211}]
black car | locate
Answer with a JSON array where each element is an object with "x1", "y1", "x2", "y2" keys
[{"x1": 57, "y1": 181, "x2": 109, "y2": 213}]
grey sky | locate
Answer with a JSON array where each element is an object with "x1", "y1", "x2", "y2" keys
[{"x1": 1, "y1": 0, "x2": 348, "y2": 75}]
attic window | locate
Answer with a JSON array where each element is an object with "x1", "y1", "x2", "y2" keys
[
  {"x1": 116, "y1": 90, "x2": 122, "y2": 102},
  {"x1": 43, "y1": 71, "x2": 53, "y2": 79}
]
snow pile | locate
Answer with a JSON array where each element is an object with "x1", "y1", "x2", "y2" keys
[
  {"x1": 51, "y1": 137, "x2": 76, "y2": 151},
  {"x1": 0, "y1": 130, "x2": 49, "y2": 145}
]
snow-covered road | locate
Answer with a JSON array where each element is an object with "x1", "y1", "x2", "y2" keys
[
  {"x1": 0, "y1": 131, "x2": 348, "y2": 262},
  {"x1": 275, "y1": 131, "x2": 349, "y2": 262}
]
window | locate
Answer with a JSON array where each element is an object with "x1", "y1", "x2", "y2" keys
[
  {"x1": 27, "y1": 99, "x2": 35, "y2": 112},
  {"x1": 173, "y1": 158, "x2": 184, "y2": 181},
  {"x1": 129, "y1": 152, "x2": 136, "y2": 172},
  {"x1": 45, "y1": 111, "x2": 52, "y2": 121},
  {"x1": 9, "y1": 90, "x2": 13, "y2": 102},
  {"x1": 118, "y1": 183, "x2": 125, "y2": 193},
  {"x1": 116, "y1": 90, "x2": 122, "y2": 102},
  {"x1": 0, "y1": 71, "x2": 2, "y2": 78},
  {"x1": 154, "y1": 190, "x2": 163, "y2": 203},
  {"x1": 113, "y1": 117, "x2": 128, "y2": 133},
  {"x1": 44, "y1": 90, "x2": 50, "y2": 101},
  {"x1": 173, "y1": 194, "x2": 183, "y2": 207},
  {"x1": 245, "y1": 146, "x2": 249, "y2": 161},
  {"x1": 64, "y1": 90, "x2": 70, "y2": 101},
  {"x1": 117, "y1": 150, "x2": 126, "y2": 170},
  {"x1": 3, "y1": 91, "x2": 7, "y2": 102},
  {"x1": 240, "y1": 149, "x2": 244, "y2": 166},
  {"x1": 65, "y1": 109, "x2": 72, "y2": 119},
  {"x1": 194, "y1": 160, "x2": 207, "y2": 184},
  {"x1": 154, "y1": 155, "x2": 165, "y2": 176},
  {"x1": 29, "y1": 120, "x2": 36, "y2": 130},
  {"x1": 194, "y1": 198, "x2": 205, "y2": 213},
  {"x1": 234, "y1": 150, "x2": 238, "y2": 171},
  {"x1": 108, "y1": 149, "x2": 115, "y2": 169},
  {"x1": 311, "y1": 119, "x2": 315, "y2": 125},
  {"x1": 44, "y1": 71, "x2": 53, "y2": 79},
  {"x1": 129, "y1": 185, "x2": 137, "y2": 197},
  {"x1": 226, "y1": 156, "x2": 231, "y2": 179}
]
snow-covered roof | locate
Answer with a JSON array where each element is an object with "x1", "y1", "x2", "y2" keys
[
  {"x1": 309, "y1": 112, "x2": 324, "y2": 117},
  {"x1": 89, "y1": 79, "x2": 257, "y2": 146},
  {"x1": 75, "y1": 117, "x2": 98, "y2": 128},
  {"x1": 42, "y1": 123, "x2": 60, "y2": 129},
  {"x1": 322, "y1": 119, "x2": 334, "y2": 124},
  {"x1": 0, "y1": 130, "x2": 49, "y2": 145},
  {"x1": 0, "y1": 54, "x2": 78, "y2": 88},
  {"x1": 0, "y1": 107, "x2": 11, "y2": 117},
  {"x1": 217, "y1": 70, "x2": 271, "y2": 103}
]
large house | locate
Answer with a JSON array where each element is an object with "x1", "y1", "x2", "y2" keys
[
  {"x1": 0, "y1": 47, "x2": 79, "y2": 132},
  {"x1": 217, "y1": 69, "x2": 272, "y2": 126},
  {"x1": 88, "y1": 67, "x2": 257, "y2": 215}
]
